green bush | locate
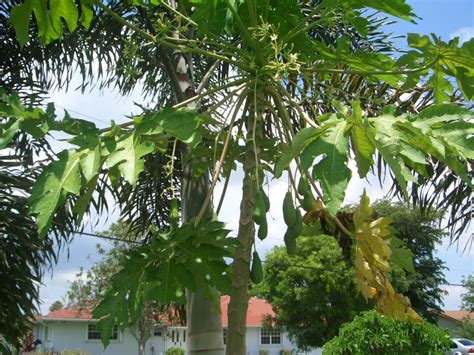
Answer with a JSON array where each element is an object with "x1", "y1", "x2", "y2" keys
[
  {"x1": 323, "y1": 310, "x2": 450, "y2": 355},
  {"x1": 259, "y1": 350, "x2": 270, "y2": 355},
  {"x1": 166, "y1": 347, "x2": 185, "y2": 355},
  {"x1": 280, "y1": 350, "x2": 292, "y2": 355},
  {"x1": 61, "y1": 350, "x2": 91, "y2": 355}
]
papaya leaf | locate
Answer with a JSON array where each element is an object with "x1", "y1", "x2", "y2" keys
[
  {"x1": 73, "y1": 174, "x2": 99, "y2": 225},
  {"x1": 350, "y1": 101, "x2": 375, "y2": 178},
  {"x1": 8, "y1": 0, "x2": 33, "y2": 47},
  {"x1": 275, "y1": 117, "x2": 335, "y2": 177},
  {"x1": 29, "y1": 150, "x2": 83, "y2": 236},
  {"x1": 8, "y1": 0, "x2": 88, "y2": 46},
  {"x1": 306, "y1": 119, "x2": 352, "y2": 216},
  {"x1": 106, "y1": 132, "x2": 155, "y2": 185},
  {"x1": 344, "y1": 0, "x2": 417, "y2": 22}
]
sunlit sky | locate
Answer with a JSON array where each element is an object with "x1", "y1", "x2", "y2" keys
[{"x1": 39, "y1": 1, "x2": 473, "y2": 314}]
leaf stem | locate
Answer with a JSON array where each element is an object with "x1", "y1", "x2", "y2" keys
[
  {"x1": 97, "y1": 78, "x2": 249, "y2": 134},
  {"x1": 194, "y1": 90, "x2": 249, "y2": 226},
  {"x1": 301, "y1": 57, "x2": 439, "y2": 76},
  {"x1": 93, "y1": 0, "x2": 245, "y2": 69}
]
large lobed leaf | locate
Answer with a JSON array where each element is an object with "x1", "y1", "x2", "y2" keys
[
  {"x1": 93, "y1": 219, "x2": 236, "y2": 347},
  {"x1": 1, "y1": 91, "x2": 212, "y2": 236}
]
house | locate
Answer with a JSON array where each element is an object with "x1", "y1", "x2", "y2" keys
[
  {"x1": 436, "y1": 310, "x2": 473, "y2": 336},
  {"x1": 33, "y1": 296, "x2": 323, "y2": 355}
]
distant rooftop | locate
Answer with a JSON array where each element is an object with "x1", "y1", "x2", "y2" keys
[{"x1": 40, "y1": 296, "x2": 275, "y2": 327}]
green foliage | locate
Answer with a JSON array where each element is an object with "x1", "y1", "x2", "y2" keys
[
  {"x1": 277, "y1": 103, "x2": 473, "y2": 212},
  {"x1": 0, "y1": 89, "x2": 79, "y2": 349},
  {"x1": 323, "y1": 310, "x2": 451, "y2": 355},
  {"x1": 9, "y1": 0, "x2": 91, "y2": 47},
  {"x1": 93, "y1": 219, "x2": 235, "y2": 346},
  {"x1": 371, "y1": 201, "x2": 447, "y2": 321},
  {"x1": 255, "y1": 201, "x2": 449, "y2": 348},
  {"x1": 165, "y1": 347, "x2": 185, "y2": 355},
  {"x1": 49, "y1": 300, "x2": 64, "y2": 312},
  {"x1": 0, "y1": 89, "x2": 212, "y2": 236},
  {"x1": 302, "y1": 117, "x2": 351, "y2": 216},
  {"x1": 458, "y1": 318, "x2": 474, "y2": 339},
  {"x1": 252, "y1": 235, "x2": 368, "y2": 349},
  {"x1": 461, "y1": 275, "x2": 474, "y2": 312},
  {"x1": 405, "y1": 34, "x2": 474, "y2": 101}
]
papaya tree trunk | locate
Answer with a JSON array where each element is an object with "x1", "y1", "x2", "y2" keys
[{"x1": 226, "y1": 130, "x2": 257, "y2": 354}]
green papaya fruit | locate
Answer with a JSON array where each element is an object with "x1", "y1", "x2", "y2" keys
[
  {"x1": 293, "y1": 209, "x2": 304, "y2": 237},
  {"x1": 284, "y1": 227, "x2": 297, "y2": 256},
  {"x1": 283, "y1": 192, "x2": 296, "y2": 227},
  {"x1": 257, "y1": 217, "x2": 268, "y2": 240},
  {"x1": 253, "y1": 190, "x2": 266, "y2": 225},
  {"x1": 250, "y1": 251, "x2": 264, "y2": 284},
  {"x1": 302, "y1": 191, "x2": 313, "y2": 212},
  {"x1": 297, "y1": 176, "x2": 309, "y2": 196},
  {"x1": 261, "y1": 188, "x2": 270, "y2": 212},
  {"x1": 170, "y1": 198, "x2": 179, "y2": 228}
]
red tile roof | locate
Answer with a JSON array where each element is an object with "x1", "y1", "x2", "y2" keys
[
  {"x1": 42, "y1": 297, "x2": 275, "y2": 326},
  {"x1": 442, "y1": 310, "x2": 473, "y2": 322},
  {"x1": 220, "y1": 296, "x2": 275, "y2": 326},
  {"x1": 45, "y1": 306, "x2": 93, "y2": 320}
]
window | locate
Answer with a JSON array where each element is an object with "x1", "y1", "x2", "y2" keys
[
  {"x1": 87, "y1": 324, "x2": 118, "y2": 341},
  {"x1": 153, "y1": 326, "x2": 162, "y2": 336},
  {"x1": 260, "y1": 328, "x2": 281, "y2": 345},
  {"x1": 223, "y1": 328, "x2": 227, "y2": 345},
  {"x1": 183, "y1": 330, "x2": 186, "y2": 342}
]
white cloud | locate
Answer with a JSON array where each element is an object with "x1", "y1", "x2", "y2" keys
[
  {"x1": 441, "y1": 285, "x2": 466, "y2": 311},
  {"x1": 450, "y1": 27, "x2": 474, "y2": 44}
]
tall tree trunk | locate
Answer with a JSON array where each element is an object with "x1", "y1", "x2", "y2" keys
[
  {"x1": 226, "y1": 132, "x2": 257, "y2": 354},
  {"x1": 138, "y1": 341, "x2": 146, "y2": 355},
  {"x1": 168, "y1": 26, "x2": 225, "y2": 351},
  {"x1": 181, "y1": 145, "x2": 226, "y2": 354}
]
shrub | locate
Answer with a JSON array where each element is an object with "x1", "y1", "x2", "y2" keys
[
  {"x1": 259, "y1": 350, "x2": 270, "y2": 355},
  {"x1": 281, "y1": 350, "x2": 292, "y2": 355},
  {"x1": 323, "y1": 310, "x2": 450, "y2": 355},
  {"x1": 61, "y1": 350, "x2": 91, "y2": 355},
  {"x1": 166, "y1": 347, "x2": 185, "y2": 355}
]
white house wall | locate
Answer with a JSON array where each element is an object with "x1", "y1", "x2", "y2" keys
[
  {"x1": 241, "y1": 327, "x2": 322, "y2": 355},
  {"x1": 37, "y1": 321, "x2": 166, "y2": 355},
  {"x1": 34, "y1": 322, "x2": 322, "y2": 355}
]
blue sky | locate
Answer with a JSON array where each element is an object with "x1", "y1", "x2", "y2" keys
[{"x1": 39, "y1": 1, "x2": 473, "y2": 314}]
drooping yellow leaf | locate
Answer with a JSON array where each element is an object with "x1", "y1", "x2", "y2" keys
[{"x1": 353, "y1": 190, "x2": 422, "y2": 322}]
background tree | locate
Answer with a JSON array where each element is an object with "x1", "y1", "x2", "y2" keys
[
  {"x1": 254, "y1": 201, "x2": 448, "y2": 349},
  {"x1": 322, "y1": 310, "x2": 450, "y2": 355},
  {"x1": 461, "y1": 275, "x2": 474, "y2": 312},
  {"x1": 371, "y1": 200, "x2": 447, "y2": 321},
  {"x1": 458, "y1": 274, "x2": 474, "y2": 339},
  {"x1": 48, "y1": 301, "x2": 64, "y2": 312},
  {"x1": 252, "y1": 235, "x2": 368, "y2": 349}
]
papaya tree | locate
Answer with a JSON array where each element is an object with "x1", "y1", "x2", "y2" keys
[{"x1": 1, "y1": 1, "x2": 473, "y2": 354}]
